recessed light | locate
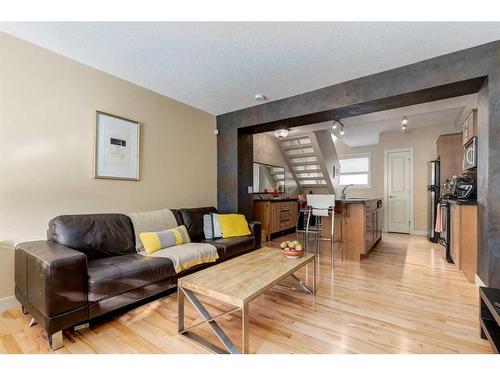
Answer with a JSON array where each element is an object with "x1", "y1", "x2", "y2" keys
[{"x1": 254, "y1": 94, "x2": 267, "y2": 102}]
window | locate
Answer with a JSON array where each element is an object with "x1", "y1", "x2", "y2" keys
[{"x1": 339, "y1": 153, "x2": 371, "y2": 188}]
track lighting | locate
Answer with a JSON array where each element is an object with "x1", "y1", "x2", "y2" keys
[
  {"x1": 401, "y1": 116, "x2": 408, "y2": 133},
  {"x1": 339, "y1": 123, "x2": 345, "y2": 135},
  {"x1": 332, "y1": 121, "x2": 338, "y2": 130}
]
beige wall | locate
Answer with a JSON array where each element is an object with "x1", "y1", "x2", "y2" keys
[
  {"x1": 253, "y1": 133, "x2": 299, "y2": 195},
  {"x1": 334, "y1": 122, "x2": 457, "y2": 233},
  {"x1": 0, "y1": 33, "x2": 216, "y2": 300}
]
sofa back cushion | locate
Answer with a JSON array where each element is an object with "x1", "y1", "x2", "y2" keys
[
  {"x1": 48, "y1": 214, "x2": 136, "y2": 260},
  {"x1": 179, "y1": 207, "x2": 217, "y2": 240}
]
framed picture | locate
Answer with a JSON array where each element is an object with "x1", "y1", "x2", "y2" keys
[{"x1": 95, "y1": 111, "x2": 140, "y2": 180}]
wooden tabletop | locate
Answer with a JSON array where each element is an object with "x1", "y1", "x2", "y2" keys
[{"x1": 178, "y1": 247, "x2": 315, "y2": 307}]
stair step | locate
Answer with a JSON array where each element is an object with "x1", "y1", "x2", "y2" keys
[
  {"x1": 289, "y1": 162, "x2": 320, "y2": 166},
  {"x1": 285, "y1": 152, "x2": 316, "y2": 158},
  {"x1": 296, "y1": 174, "x2": 324, "y2": 179},
  {"x1": 280, "y1": 137, "x2": 312, "y2": 148},
  {"x1": 298, "y1": 180, "x2": 327, "y2": 185},
  {"x1": 293, "y1": 169, "x2": 322, "y2": 174}
]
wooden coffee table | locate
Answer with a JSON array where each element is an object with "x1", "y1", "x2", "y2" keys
[{"x1": 177, "y1": 247, "x2": 316, "y2": 354}]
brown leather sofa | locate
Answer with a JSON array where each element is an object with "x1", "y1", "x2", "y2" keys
[{"x1": 15, "y1": 207, "x2": 261, "y2": 350}]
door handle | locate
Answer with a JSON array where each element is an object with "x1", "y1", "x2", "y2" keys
[{"x1": 389, "y1": 195, "x2": 396, "y2": 198}]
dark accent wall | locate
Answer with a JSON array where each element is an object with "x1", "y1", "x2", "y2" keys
[{"x1": 217, "y1": 40, "x2": 500, "y2": 288}]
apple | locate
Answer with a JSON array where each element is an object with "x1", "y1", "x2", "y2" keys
[
  {"x1": 288, "y1": 242, "x2": 296, "y2": 250},
  {"x1": 292, "y1": 240, "x2": 298, "y2": 245},
  {"x1": 295, "y1": 245, "x2": 303, "y2": 251},
  {"x1": 284, "y1": 247, "x2": 290, "y2": 252},
  {"x1": 280, "y1": 241, "x2": 288, "y2": 249}
]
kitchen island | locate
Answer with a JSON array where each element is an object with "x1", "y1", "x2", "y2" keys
[{"x1": 322, "y1": 198, "x2": 383, "y2": 261}]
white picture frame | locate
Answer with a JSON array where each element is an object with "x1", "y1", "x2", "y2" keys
[{"x1": 94, "y1": 111, "x2": 140, "y2": 180}]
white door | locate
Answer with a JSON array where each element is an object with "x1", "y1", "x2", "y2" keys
[{"x1": 386, "y1": 150, "x2": 411, "y2": 233}]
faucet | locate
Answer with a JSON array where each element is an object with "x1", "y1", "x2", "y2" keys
[{"x1": 341, "y1": 184, "x2": 354, "y2": 200}]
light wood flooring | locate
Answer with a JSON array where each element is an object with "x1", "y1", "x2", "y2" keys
[{"x1": 0, "y1": 233, "x2": 493, "y2": 354}]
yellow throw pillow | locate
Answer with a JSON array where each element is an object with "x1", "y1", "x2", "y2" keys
[
  {"x1": 218, "y1": 214, "x2": 251, "y2": 238},
  {"x1": 139, "y1": 225, "x2": 191, "y2": 254}
]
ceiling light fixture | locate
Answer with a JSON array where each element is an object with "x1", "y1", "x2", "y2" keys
[
  {"x1": 332, "y1": 121, "x2": 338, "y2": 130},
  {"x1": 254, "y1": 94, "x2": 267, "y2": 102},
  {"x1": 274, "y1": 128, "x2": 289, "y2": 139}
]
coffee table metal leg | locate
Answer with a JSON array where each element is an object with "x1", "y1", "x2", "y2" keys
[
  {"x1": 178, "y1": 286, "x2": 185, "y2": 333},
  {"x1": 181, "y1": 288, "x2": 240, "y2": 354},
  {"x1": 242, "y1": 303, "x2": 249, "y2": 354}
]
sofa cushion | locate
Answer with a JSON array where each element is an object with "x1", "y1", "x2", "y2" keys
[
  {"x1": 128, "y1": 208, "x2": 179, "y2": 252},
  {"x1": 48, "y1": 214, "x2": 135, "y2": 260},
  {"x1": 179, "y1": 207, "x2": 217, "y2": 240},
  {"x1": 202, "y1": 236, "x2": 255, "y2": 259},
  {"x1": 87, "y1": 254, "x2": 176, "y2": 303}
]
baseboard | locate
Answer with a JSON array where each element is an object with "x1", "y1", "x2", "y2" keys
[
  {"x1": 475, "y1": 274, "x2": 486, "y2": 287},
  {"x1": 0, "y1": 296, "x2": 18, "y2": 312}
]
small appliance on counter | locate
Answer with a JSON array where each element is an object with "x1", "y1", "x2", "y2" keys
[{"x1": 444, "y1": 173, "x2": 477, "y2": 200}]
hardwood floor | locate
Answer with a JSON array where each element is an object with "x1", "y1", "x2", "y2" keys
[{"x1": 0, "y1": 233, "x2": 492, "y2": 354}]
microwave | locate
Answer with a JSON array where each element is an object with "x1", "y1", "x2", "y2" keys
[{"x1": 463, "y1": 136, "x2": 477, "y2": 170}]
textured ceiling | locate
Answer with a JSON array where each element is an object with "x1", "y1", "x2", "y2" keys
[{"x1": 1, "y1": 22, "x2": 499, "y2": 114}]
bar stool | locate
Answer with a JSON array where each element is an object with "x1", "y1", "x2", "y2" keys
[{"x1": 305, "y1": 194, "x2": 336, "y2": 267}]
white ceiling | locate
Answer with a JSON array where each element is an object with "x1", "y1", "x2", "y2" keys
[
  {"x1": 1, "y1": 22, "x2": 499, "y2": 115},
  {"x1": 273, "y1": 94, "x2": 477, "y2": 147}
]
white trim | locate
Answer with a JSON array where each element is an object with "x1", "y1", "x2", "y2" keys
[
  {"x1": 0, "y1": 296, "x2": 18, "y2": 312},
  {"x1": 384, "y1": 148, "x2": 414, "y2": 235},
  {"x1": 475, "y1": 274, "x2": 486, "y2": 287}
]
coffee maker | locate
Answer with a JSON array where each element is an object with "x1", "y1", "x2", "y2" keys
[{"x1": 445, "y1": 173, "x2": 476, "y2": 200}]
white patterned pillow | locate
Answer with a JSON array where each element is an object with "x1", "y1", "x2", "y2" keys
[{"x1": 203, "y1": 213, "x2": 222, "y2": 239}]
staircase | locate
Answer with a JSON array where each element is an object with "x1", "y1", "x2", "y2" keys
[{"x1": 280, "y1": 132, "x2": 337, "y2": 193}]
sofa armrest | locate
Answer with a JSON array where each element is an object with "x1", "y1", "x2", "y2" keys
[
  {"x1": 15, "y1": 241, "x2": 88, "y2": 319},
  {"x1": 248, "y1": 221, "x2": 262, "y2": 249}
]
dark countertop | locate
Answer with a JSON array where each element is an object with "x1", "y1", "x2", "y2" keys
[
  {"x1": 447, "y1": 198, "x2": 478, "y2": 205},
  {"x1": 336, "y1": 197, "x2": 383, "y2": 203},
  {"x1": 254, "y1": 197, "x2": 383, "y2": 203},
  {"x1": 253, "y1": 198, "x2": 298, "y2": 202}
]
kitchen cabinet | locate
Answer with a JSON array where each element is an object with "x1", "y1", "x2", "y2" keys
[
  {"x1": 462, "y1": 109, "x2": 477, "y2": 146},
  {"x1": 450, "y1": 202, "x2": 477, "y2": 282},
  {"x1": 436, "y1": 133, "x2": 462, "y2": 190},
  {"x1": 254, "y1": 200, "x2": 298, "y2": 241}
]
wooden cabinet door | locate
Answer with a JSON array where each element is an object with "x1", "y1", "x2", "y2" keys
[
  {"x1": 450, "y1": 204, "x2": 461, "y2": 268},
  {"x1": 462, "y1": 110, "x2": 477, "y2": 146},
  {"x1": 271, "y1": 203, "x2": 280, "y2": 233},
  {"x1": 437, "y1": 134, "x2": 462, "y2": 187}
]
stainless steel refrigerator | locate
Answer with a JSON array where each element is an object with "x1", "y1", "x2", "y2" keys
[{"x1": 427, "y1": 160, "x2": 440, "y2": 242}]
